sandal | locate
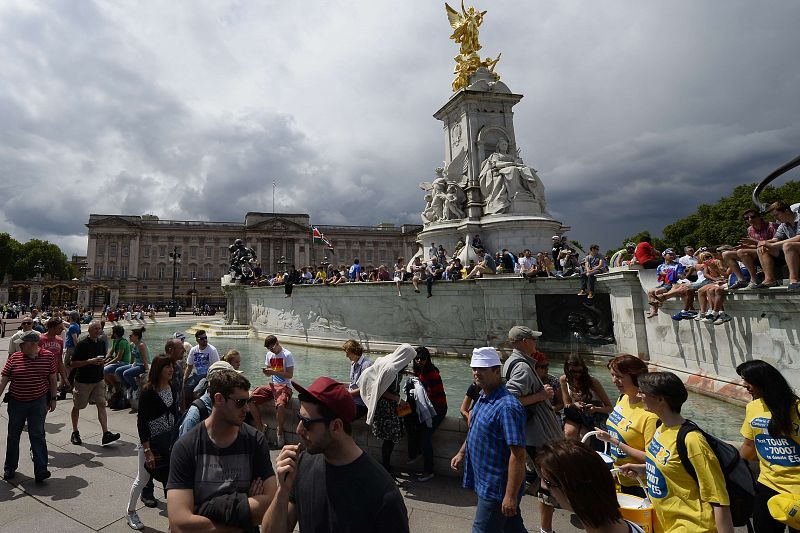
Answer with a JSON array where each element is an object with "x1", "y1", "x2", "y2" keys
[{"x1": 645, "y1": 310, "x2": 658, "y2": 319}]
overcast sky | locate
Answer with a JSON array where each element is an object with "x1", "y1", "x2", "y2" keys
[{"x1": 1, "y1": 0, "x2": 798, "y2": 256}]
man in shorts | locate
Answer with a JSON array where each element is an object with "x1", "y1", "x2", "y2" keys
[
  {"x1": 261, "y1": 377, "x2": 409, "y2": 533},
  {"x1": 251, "y1": 335, "x2": 294, "y2": 446},
  {"x1": 725, "y1": 208, "x2": 776, "y2": 289},
  {"x1": 69, "y1": 321, "x2": 120, "y2": 446},
  {"x1": 754, "y1": 201, "x2": 800, "y2": 290}
]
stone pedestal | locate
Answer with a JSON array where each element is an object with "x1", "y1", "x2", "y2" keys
[
  {"x1": 109, "y1": 287, "x2": 119, "y2": 309},
  {"x1": 29, "y1": 282, "x2": 42, "y2": 308},
  {"x1": 77, "y1": 287, "x2": 89, "y2": 309},
  {"x1": 0, "y1": 286, "x2": 8, "y2": 306}
]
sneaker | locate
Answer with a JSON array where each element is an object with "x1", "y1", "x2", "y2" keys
[
  {"x1": 680, "y1": 310, "x2": 697, "y2": 319},
  {"x1": 671, "y1": 311, "x2": 684, "y2": 321},
  {"x1": 126, "y1": 511, "x2": 144, "y2": 530},
  {"x1": 140, "y1": 493, "x2": 157, "y2": 508},
  {"x1": 3, "y1": 469, "x2": 15, "y2": 480},
  {"x1": 417, "y1": 473, "x2": 435, "y2": 482},
  {"x1": 743, "y1": 282, "x2": 759, "y2": 290},
  {"x1": 701, "y1": 313, "x2": 717, "y2": 323},
  {"x1": 693, "y1": 313, "x2": 705, "y2": 321},
  {"x1": 714, "y1": 313, "x2": 733, "y2": 325},
  {"x1": 787, "y1": 282, "x2": 800, "y2": 292},
  {"x1": 587, "y1": 292, "x2": 594, "y2": 299},
  {"x1": 57, "y1": 389, "x2": 67, "y2": 401},
  {"x1": 102, "y1": 431, "x2": 121, "y2": 445},
  {"x1": 70, "y1": 431, "x2": 82, "y2": 445},
  {"x1": 728, "y1": 279, "x2": 749, "y2": 290},
  {"x1": 577, "y1": 290, "x2": 586, "y2": 296},
  {"x1": 34, "y1": 470, "x2": 51, "y2": 483}
]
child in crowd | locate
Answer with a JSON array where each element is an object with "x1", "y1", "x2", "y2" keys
[{"x1": 646, "y1": 249, "x2": 685, "y2": 318}]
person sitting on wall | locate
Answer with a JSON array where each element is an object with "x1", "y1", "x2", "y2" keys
[
  {"x1": 634, "y1": 236, "x2": 663, "y2": 269},
  {"x1": 465, "y1": 248, "x2": 497, "y2": 279},
  {"x1": 752, "y1": 201, "x2": 800, "y2": 291},
  {"x1": 645, "y1": 249, "x2": 685, "y2": 318},
  {"x1": 725, "y1": 208, "x2": 776, "y2": 290}
]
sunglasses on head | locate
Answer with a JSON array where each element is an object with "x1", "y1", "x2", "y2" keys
[
  {"x1": 298, "y1": 413, "x2": 331, "y2": 430},
  {"x1": 227, "y1": 396, "x2": 252, "y2": 408}
]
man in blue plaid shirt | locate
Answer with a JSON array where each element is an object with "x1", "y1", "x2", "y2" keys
[{"x1": 451, "y1": 347, "x2": 528, "y2": 533}]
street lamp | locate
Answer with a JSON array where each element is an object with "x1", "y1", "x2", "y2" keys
[
  {"x1": 33, "y1": 260, "x2": 45, "y2": 281},
  {"x1": 278, "y1": 255, "x2": 287, "y2": 272},
  {"x1": 80, "y1": 261, "x2": 90, "y2": 281},
  {"x1": 169, "y1": 247, "x2": 182, "y2": 317},
  {"x1": 191, "y1": 276, "x2": 197, "y2": 312}
]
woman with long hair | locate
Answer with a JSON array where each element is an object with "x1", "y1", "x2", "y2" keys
[
  {"x1": 535, "y1": 440, "x2": 646, "y2": 532},
  {"x1": 737, "y1": 360, "x2": 800, "y2": 533},
  {"x1": 620, "y1": 372, "x2": 733, "y2": 533},
  {"x1": 560, "y1": 354, "x2": 613, "y2": 441},
  {"x1": 404, "y1": 346, "x2": 447, "y2": 482},
  {"x1": 125, "y1": 355, "x2": 178, "y2": 530},
  {"x1": 593, "y1": 354, "x2": 658, "y2": 497}
]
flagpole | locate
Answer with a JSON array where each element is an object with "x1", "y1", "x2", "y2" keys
[{"x1": 272, "y1": 181, "x2": 276, "y2": 213}]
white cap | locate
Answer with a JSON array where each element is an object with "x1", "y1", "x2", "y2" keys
[
  {"x1": 471, "y1": 347, "x2": 501, "y2": 368},
  {"x1": 207, "y1": 360, "x2": 242, "y2": 375}
]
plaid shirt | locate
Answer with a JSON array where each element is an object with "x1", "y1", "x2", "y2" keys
[{"x1": 462, "y1": 384, "x2": 527, "y2": 503}]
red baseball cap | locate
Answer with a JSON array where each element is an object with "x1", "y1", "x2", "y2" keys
[{"x1": 292, "y1": 377, "x2": 356, "y2": 423}]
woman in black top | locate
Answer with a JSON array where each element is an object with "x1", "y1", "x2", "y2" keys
[{"x1": 125, "y1": 355, "x2": 178, "y2": 530}]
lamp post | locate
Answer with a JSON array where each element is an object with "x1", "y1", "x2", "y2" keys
[
  {"x1": 80, "y1": 261, "x2": 90, "y2": 282},
  {"x1": 169, "y1": 247, "x2": 181, "y2": 317},
  {"x1": 191, "y1": 276, "x2": 197, "y2": 312},
  {"x1": 278, "y1": 255, "x2": 287, "y2": 272}
]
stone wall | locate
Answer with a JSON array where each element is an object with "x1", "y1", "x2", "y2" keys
[{"x1": 224, "y1": 271, "x2": 800, "y2": 399}]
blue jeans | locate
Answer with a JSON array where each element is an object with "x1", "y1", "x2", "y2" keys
[
  {"x1": 472, "y1": 497, "x2": 526, "y2": 533},
  {"x1": 120, "y1": 364, "x2": 146, "y2": 389},
  {"x1": 104, "y1": 362, "x2": 127, "y2": 376},
  {"x1": 5, "y1": 395, "x2": 49, "y2": 475}
]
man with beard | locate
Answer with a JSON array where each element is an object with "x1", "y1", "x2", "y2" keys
[
  {"x1": 167, "y1": 371, "x2": 276, "y2": 532},
  {"x1": 262, "y1": 377, "x2": 409, "y2": 533}
]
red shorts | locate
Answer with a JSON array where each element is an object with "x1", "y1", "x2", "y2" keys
[{"x1": 251, "y1": 383, "x2": 293, "y2": 407}]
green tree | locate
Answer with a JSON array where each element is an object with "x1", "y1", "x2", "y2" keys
[
  {"x1": 625, "y1": 180, "x2": 800, "y2": 252},
  {"x1": 7, "y1": 239, "x2": 75, "y2": 281},
  {"x1": 0, "y1": 233, "x2": 22, "y2": 281}
]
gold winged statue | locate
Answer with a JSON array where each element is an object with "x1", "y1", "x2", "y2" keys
[{"x1": 445, "y1": 2, "x2": 501, "y2": 91}]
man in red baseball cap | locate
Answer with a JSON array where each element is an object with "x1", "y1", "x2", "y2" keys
[{"x1": 262, "y1": 376, "x2": 409, "y2": 533}]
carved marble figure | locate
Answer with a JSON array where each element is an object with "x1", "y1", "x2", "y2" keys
[
  {"x1": 479, "y1": 139, "x2": 545, "y2": 215},
  {"x1": 228, "y1": 238, "x2": 258, "y2": 282}
]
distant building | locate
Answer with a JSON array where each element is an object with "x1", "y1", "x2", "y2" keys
[{"x1": 84, "y1": 212, "x2": 422, "y2": 308}]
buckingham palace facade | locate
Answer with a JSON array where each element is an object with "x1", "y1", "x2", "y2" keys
[{"x1": 85, "y1": 212, "x2": 422, "y2": 308}]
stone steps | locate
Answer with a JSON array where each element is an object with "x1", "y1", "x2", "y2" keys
[{"x1": 186, "y1": 322, "x2": 251, "y2": 339}]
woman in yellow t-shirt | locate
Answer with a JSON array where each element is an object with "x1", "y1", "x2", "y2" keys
[
  {"x1": 594, "y1": 354, "x2": 659, "y2": 498},
  {"x1": 737, "y1": 360, "x2": 800, "y2": 533},
  {"x1": 620, "y1": 372, "x2": 733, "y2": 533}
]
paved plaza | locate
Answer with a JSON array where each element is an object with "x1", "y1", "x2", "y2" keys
[{"x1": 0, "y1": 315, "x2": 572, "y2": 532}]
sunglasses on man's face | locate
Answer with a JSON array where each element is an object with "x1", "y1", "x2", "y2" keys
[
  {"x1": 198, "y1": 336, "x2": 208, "y2": 341},
  {"x1": 22, "y1": 321, "x2": 32, "y2": 325},
  {"x1": 298, "y1": 413, "x2": 331, "y2": 430},
  {"x1": 227, "y1": 396, "x2": 252, "y2": 408}
]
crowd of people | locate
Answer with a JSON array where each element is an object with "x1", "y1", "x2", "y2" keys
[
  {"x1": 625, "y1": 201, "x2": 800, "y2": 322},
  {"x1": 2, "y1": 310, "x2": 799, "y2": 532}
]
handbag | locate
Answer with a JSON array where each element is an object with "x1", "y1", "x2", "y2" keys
[{"x1": 144, "y1": 431, "x2": 173, "y2": 484}]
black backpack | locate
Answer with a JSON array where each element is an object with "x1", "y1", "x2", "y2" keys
[
  {"x1": 174, "y1": 397, "x2": 210, "y2": 438},
  {"x1": 675, "y1": 420, "x2": 755, "y2": 530}
]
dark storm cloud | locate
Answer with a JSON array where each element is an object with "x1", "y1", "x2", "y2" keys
[{"x1": 0, "y1": 0, "x2": 798, "y2": 254}]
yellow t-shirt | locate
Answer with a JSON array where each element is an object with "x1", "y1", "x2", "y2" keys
[
  {"x1": 606, "y1": 394, "x2": 659, "y2": 487},
  {"x1": 740, "y1": 398, "x2": 800, "y2": 495},
  {"x1": 646, "y1": 424, "x2": 730, "y2": 533}
]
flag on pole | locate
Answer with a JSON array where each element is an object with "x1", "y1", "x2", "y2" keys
[{"x1": 312, "y1": 227, "x2": 334, "y2": 251}]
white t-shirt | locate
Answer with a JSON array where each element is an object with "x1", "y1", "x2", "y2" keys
[
  {"x1": 188, "y1": 343, "x2": 220, "y2": 377},
  {"x1": 264, "y1": 348, "x2": 294, "y2": 387},
  {"x1": 518, "y1": 256, "x2": 536, "y2": 273}
]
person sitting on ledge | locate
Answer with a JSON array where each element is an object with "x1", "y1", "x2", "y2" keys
[
  {"x1": 465, "y1": 248, "x2": 497, "y2": 279},
  {"x1": 634, "y1": 235, "x2": 663, "y2": 269},
  {"x1": 725, "y1": 208, "x2": 776, "y2": 290},
  {"x1": 752, "y1": 201, "x2": 800, "y2": 291},
  {"x1": 645, "y1": 249, "x2": 685, "y2": 318},
  {"x1": 578, "y1": 244, "x2": 606, "y2": 299}
]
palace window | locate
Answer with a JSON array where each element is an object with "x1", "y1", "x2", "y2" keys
[
  {"x1": 158, "y1": 265, "x2": 165, "y2": 280},
  {"x1": 141, "y1": 266, "x2": 149, "y2": 280},
  {"x1": 120, "y1": 265, "x2": 128, "y2": 279},
  {"x1": 190, "y1": 246, "x2": 197, "y2": 259},
  {"x1": 108, "y1": 263, "x2": 116, "y2": 278},
  {"x1": 206, "y1": 246, "x2": 213, "y2": 259},
  {"x1": 97, "y1": 245, "x2": 105, "y2": 256},
  {"x1": 143, "y1": 246, "x2": 150, "y2": 258},
  {"x1": 122, "y1": 246, "x2": 129, "y2": 257},
  {"x1": 159, "y1": 246, "x2": 166, "y2": 258}
]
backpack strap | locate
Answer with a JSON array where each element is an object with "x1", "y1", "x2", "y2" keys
[
  {"x1": 504, "y1": 357, "x2": 532, "y2": 383},
  {"x1": 676, "y1": 419, "x2": 700, "y2": 484},
  {"x1": 192, "y1": 397, "x2": 209, "y2": 420}
]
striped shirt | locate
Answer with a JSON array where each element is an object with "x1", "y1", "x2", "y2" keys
[
  {"x1": 462, "y1": 384, "x2": 527, "y2": 503},
  {"x1": 418, "y1": 367, "x2": 447, "y2": 413},
  {"x1": 39, "y1": 334, "x2": 64, "y2": 365},
  {"x1": 1, "y1": 349, "x2": 57, "y2": 402}
]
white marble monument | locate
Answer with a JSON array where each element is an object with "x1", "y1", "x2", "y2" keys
[{"x1": 417, "y1": 67, "x2": 568, "y2": 257}]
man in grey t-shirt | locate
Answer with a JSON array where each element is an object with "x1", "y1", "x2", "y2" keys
[
  {"x1": 501, "y1": 325, "x2": 560, "y2": 533},
  {"x1": 167, "y1": 372, "x2": 276, "y2": 531},
  {"x1": 755, "y1": 201, "x2": 800, "y2": 291}
]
